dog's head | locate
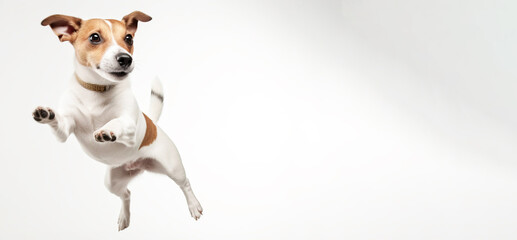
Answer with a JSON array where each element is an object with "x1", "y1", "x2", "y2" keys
[{"x1": 42, "y1": 11, "x2": 151, "y2": 82}]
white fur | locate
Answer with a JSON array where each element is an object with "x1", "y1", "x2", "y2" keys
[
  {"x1": 149, "y1": 77, "x2": 164, "y2": 121},
  {"x1": 35, "y1": 20, "x2": 203, "y2": 231}
]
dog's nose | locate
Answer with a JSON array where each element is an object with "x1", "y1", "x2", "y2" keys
[{"x1": 116, "y1": 53, "x2": 132, "y2": 69}]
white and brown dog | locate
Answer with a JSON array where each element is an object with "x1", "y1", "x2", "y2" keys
[{"x1": 33, "y1": 11, "x2": 203, "y2": 231}]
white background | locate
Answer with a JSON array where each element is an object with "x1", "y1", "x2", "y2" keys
[{"x1": 1, "y1": 0, "x2": 516, "y2": 239}]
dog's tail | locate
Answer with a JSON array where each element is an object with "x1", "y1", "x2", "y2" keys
[{"x1": 148, "y1": 77, "x2": 164, "y2": 122}]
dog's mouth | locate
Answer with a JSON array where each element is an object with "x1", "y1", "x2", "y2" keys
[{"x1": 109, "y1": 71, "x2": 129, "y2": 78}]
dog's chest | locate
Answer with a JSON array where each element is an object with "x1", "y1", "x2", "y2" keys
[
  {"x1": 76, "y1": 102, "x2": 119, "y2": 131},
  {"x1": 72, "y1": 103, "x2": 137, "y2": 165}
]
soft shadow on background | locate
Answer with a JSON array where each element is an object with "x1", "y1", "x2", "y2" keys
[{"x1": 1, "y1": 0, "x2": 516, "y2": 239}]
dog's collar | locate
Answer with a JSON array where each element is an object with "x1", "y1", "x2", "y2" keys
[{"x1": 75, "y1": 73, "x2": 113, "y2": 92}]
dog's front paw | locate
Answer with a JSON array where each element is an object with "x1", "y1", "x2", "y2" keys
[
  {"x1": 94, "y1": 130, "x2": 117, "y2": 142},
  {"x1": 33, "y1": 106, "x2": 55, "y2": 123}
]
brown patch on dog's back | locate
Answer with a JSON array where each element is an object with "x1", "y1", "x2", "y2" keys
[{"x1": 139, "y1": 113, "x2": 157, "y2": 149}]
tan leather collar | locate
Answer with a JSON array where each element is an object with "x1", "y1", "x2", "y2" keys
[{"x1": 75, "y1": 73, "x2": 113, "y2": 92}]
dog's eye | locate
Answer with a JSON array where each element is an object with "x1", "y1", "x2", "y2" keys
[
  {"x1": 89, "y1": 33, "x2": 102, "y2": 44},
  {"x1": 124, "y1": 34, "x2": 133, "y2": 46}
]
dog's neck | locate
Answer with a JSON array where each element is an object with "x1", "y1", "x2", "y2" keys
[
  {"x1": 74, "y1": 58, "x2": 117, "y2": 90},
  {"x1": 75, "y1": 73, "x2": 113, "y2": 92}
]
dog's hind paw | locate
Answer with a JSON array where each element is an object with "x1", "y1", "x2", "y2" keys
[
  {"x1": 118, "y1": 208, "x2": 130, "y2": 231},
  {"x1": 94, "y1": 130, "x2": 117, "y2": 142},
  {"x1": 188, "y1": 201, "x2": 203, "y2": 221},
  {"x1": 32, "y1": 106, "x2": 55, "y2": 123}
]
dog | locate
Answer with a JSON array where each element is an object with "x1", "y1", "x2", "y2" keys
[{"x1": 33, "y1": 11, "x2": 203, "y2": 231}]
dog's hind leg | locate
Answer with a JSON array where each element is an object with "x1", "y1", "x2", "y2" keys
[
  {"x1": 167, "y1": 168, "x2": 204, "y2": 220},
  {"x1": 104, "y1": 165, "x2": 142, "y2": 231},
  {"x1": 146, "y1": 148, "x2": 203, "y2": 220}
]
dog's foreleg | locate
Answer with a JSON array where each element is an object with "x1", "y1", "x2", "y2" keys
[
  {"x1": 93, "y1": 116, "x2": 136, "y2": 147},
  {"x1": 33, "y1": 106, "x2": 75, "y2": 142}
]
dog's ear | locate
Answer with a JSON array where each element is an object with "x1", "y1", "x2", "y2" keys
[
  {"x1": 41, "y1": 14, "x2": 82, "y2": 42},
  {"x1": 122, "y1": 11, "x2": 152, "y2": 35}
]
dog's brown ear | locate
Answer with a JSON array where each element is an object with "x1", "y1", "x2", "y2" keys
[
  {"x1": 41, "y1": 14, "x2": 82, "y2": 42},
  {"x1": 122, "y1": 11, "x2": 152, "y2": 35}
]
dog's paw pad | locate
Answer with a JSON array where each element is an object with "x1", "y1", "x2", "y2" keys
[
  {"x1": 94, "y1": 130, "x2": 116, "y2": 142},
  {"x1": 32, "y1": 106, "x2": 55, "y2": 123}
]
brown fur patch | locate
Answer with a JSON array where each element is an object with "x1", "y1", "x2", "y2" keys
[
  {"x1": 73, "y1": 19, "x2": 134, "y2": 67},
  {"x1": 122, "y1": 11, "x2": 152, "y2": 35},
  {"x1": 139, "y1": 113, "x2": 157, "y2": 150},
  {"x1": 108, "y1": 19, "x2": 133, "y2": 53},
  {"x1": 73, "y1": 19, "x2": 113, "y2": 66}
]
